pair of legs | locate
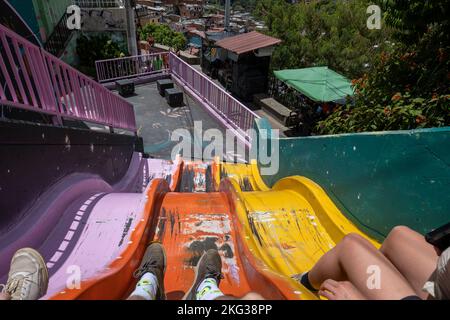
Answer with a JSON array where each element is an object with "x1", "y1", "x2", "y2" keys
[
  {"x1": 127, "y1": 243, "x2": 263, "y2": 301},
  {"x1": 0, "y1": 245, "x2": 262, "y2": 301},
  {"x1": 302, "y1": 226, "x2": 439, "y2": 300}
]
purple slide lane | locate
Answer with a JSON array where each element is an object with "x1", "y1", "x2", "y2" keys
[
  {"x1": 0, "y1": 154, "x2": 179, "y2": 293},
  {"x1": 42, "y1": 193, "x2": 146, "y2": 299},
  {"x1": 43, "y1": 159, "x2": 180, "y2": 298}
]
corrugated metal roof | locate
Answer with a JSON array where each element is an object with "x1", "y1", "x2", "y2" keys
[{"x1": 215, "y1": 31, "x2": 281, "y2": 55}]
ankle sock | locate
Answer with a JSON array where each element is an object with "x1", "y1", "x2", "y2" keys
[
  {"x1": 130, "y1": 272, "x2": 158, "y2": 301},
  {"x1": 300, "y1": 272, "x2": 318, "y2": 292},
  {"x1": 196, "y1": 278, "x2": 224, "y2": 301}
]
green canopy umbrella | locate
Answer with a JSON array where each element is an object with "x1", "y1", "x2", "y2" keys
[{"x1": 274, "y1": 67, "x2": 354, "y2": 103}]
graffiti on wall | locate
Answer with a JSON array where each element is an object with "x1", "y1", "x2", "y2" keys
[{"x1": 81, "y1": 8, "x2": 125, "y2": 31}]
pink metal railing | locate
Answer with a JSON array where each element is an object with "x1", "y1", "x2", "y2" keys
[
  {"x1": 168, "y1": 52, "x2": 260, "y2": 139},
  {"x1": 95, "y1": 52, "x2": 170, "y2": 84},
  {"x1": 0, "y1": 23, "x2": 136, "y2": 132}
]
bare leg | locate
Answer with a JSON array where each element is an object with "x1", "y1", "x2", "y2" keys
[
  {"x1": 380, "y1": 226, "x2": 438, "y2": 299},
  {"x1": 308, "y1": 234, "x2": 417, "y2": 300}
]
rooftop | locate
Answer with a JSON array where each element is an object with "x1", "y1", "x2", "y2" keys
[{"x1": 215, "y1": 31, "x2": 281, "y2": 55}]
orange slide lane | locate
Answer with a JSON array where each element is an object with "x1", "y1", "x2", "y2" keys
[
  {"x1": 154, "y1": 192, "x2": 252, "y2": 299},
  {"x1": 151, "y1": 191, "x2": 303, "y2": 300}
]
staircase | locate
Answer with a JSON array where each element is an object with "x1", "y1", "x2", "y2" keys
[{"x1": 44, "y1": 12, "x2": 74, "y2": 58}]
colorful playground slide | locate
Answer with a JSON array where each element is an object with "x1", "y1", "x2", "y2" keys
[
  {"x1": 27, "y1": 156, "x2": 379, "y2": 300},
  {"x1": 45, "y1": 159, "x2": 301, "y2": 300}
]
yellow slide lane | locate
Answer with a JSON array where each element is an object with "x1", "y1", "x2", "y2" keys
[
  {"x1": 217, "y1": 160, "x2": 270, "y2": 192},
  {"x1": 218, "y1": 161, "x2": 380, "y2": 299}
]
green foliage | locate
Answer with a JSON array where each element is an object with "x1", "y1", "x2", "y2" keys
[
  {"x1": 316, "y1": 94, "x2": 449, "y2": 135},
  {"x1": 76, "y1": 34, "x2": 128, "y2": 78},
  {"x1": 377, "y1": 0, "x2": 449, "y2": 44},
  {"x1": 255, "y1": 0, "x2": 391, "y2": 79},
  {"x1": 139, "y1": 23, "x2": 187, "y2": 52},
  {"x1": 317, "y1": 0, "x2": 450, "y2": 134}
]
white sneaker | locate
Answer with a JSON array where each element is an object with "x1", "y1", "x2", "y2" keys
[{"x1": 2, "y1": 248, "x2": 48, "y2": 300}]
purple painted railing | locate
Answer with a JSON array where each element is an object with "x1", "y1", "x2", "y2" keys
[
  {"x1": 168, "y1": 52, "x2": 260, "y2": 142},
  {"x1": 0, "y1": 23, "x2": 136, "y2": 132},
  {"x1": 95, "y1": 52, "x2": 170, "y2": 84}
]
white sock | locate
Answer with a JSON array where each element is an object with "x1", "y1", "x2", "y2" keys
[
  {"x1": 130, "y1": 272, "x2": 158, "y2": 301},
  {"x1": 196, "y1": 278, "x2": 224, "y2": 301}
]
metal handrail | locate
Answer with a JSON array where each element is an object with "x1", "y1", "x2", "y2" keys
[
  {"x1": 169, "y1": 52, "x2": 260, "y2": 139},
  {"x1": 0, "y1": 23, "x2": 136, "y2": 132},
  {"x1": 95, "y1": 52, "x2": 170, "y2": 83}
]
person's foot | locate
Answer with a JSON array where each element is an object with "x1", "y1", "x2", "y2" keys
[
  {"x1": 133, "y1": 243, "x2": 166, "y2": 300},
  {"x1": 3, "y1": 248, "x2": 48, "y2": 300},
  {"x1": 184, "y1": 249, "x2": 224, "y2": 300}
]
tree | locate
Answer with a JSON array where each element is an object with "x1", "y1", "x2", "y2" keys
[
  {"x1": 255, "y1": 0, "x2": 392, "y2": 79},
  {"x1": 76, "y1": 34, "x2": 128, "y2": 78},
  {"x1": 378, "y1": 0, "x2": 449, "y2": 43},
  {"x1": 139, "y1": 23, "x2": 187, "y2": 52},
  {"x1": 316, "y1": 0, "x2": 449, "y2": 134}
]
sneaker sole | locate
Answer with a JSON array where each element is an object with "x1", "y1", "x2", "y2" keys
[
  {"x1": 182, "y1": 251, "x2": 207, "y2": 301},
  {"x1": 15, "y1": 248, "x2": 49, "y2": 298}
]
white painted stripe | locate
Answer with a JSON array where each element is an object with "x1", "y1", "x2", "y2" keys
[
  {"x1": 45, "y1": 193, "x2": 107, "y2": 275},
  {"x1": 58, "y1": 241, "x2": 70, "y2": 251},
  {"x1": 64, "y1": 231, "x2": 75, "y2": 241},
  {"x1": 50, "y1": 251, "x2": 63, "y2": 263},
  {"x1": 69, "y1": 221, "x2": 79, "y2": 231}
]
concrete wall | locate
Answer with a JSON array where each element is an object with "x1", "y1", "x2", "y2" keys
[
  {"x1": 81, "y1": 7, "x2": 126, "y2": 31},
  {"x1": 254, "y1": 118, "x2": 450, "y2": 241}
]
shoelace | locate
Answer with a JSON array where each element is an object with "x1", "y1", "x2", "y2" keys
[
  {"x1": 5, "y1": 277, "x2": 29, "y2": 300},
  {"x1": 133, "y1": 261, "x2": 157, "y2": 279},
  {"x1": 206, "y1": 271, "x2": 224, "y2": 284}
]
